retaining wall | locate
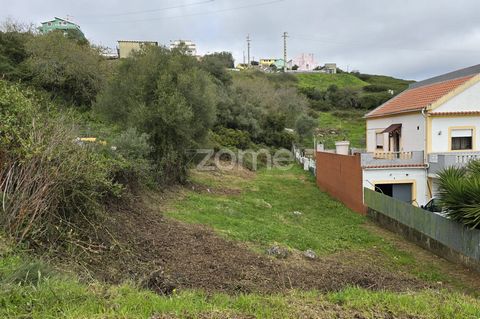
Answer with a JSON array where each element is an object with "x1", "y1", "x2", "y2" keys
[{"x1": 364, "y1": 188, "x2": 480, "y2": 272}]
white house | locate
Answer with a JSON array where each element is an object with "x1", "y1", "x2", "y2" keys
[
  {"x1": 169, "y1": 40, "x2": 197, "y2": 56},
  {"x1": 363, "y1": 64, "x2": 480, "y2": 206}
]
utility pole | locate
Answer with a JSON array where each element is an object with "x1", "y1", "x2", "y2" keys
[
  {"x1": 246, "y1": 34, "x2": 251, "y2": 67},
  {"x1": 282, "y1": 32, "x2": 288, "y2": 72},
  {"x1": 243, "y1": 51, "x2": 246, "y2": 66}
]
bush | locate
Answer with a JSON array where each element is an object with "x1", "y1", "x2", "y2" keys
[
  {"x1": 95, "y1": 46, "x2": 217, "y2": 185},
  {"x1": 108, "y1": 127, "x2": 154, "y2": 186},
  {"x1": 22, "y1": 32, "x2": 106, "y2": 107},
  {"x1": 0, "y1": 80, "x2": 121, "y2": 245},
  {"x1": 438, "y1": 161, "x2": 480, "y2": 229},
  {"x1": 210, "y1": 127, "x2": 252, "y2": 150},
  {"x1": 295, "y1": 114, "x2": 317, "y2": 139},
  {"x1": 359, "y1": 92, "x2": 392, "y2": 110},
  {"x1": 363, "y1": 84, "x2": 389, "y2": 92},
  {"x1": 0, "y1": 31, "x2": 31, "y2": 80}
]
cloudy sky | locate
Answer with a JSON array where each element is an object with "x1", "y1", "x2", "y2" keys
[{"x1": 2, "y1": 0, "x2": 480, "y2": 80}]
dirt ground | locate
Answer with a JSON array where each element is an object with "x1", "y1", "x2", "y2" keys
[{"x1": 76, "y1": 195, "x2": 429, "y2": 295}]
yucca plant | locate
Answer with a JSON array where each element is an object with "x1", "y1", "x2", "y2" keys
[{"x1": 438, "y1": 160, "x2": 480, "y2": 229}]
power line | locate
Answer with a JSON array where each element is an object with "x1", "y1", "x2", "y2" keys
[
  {"x1": 84, "y1": 0, "x2": 285, "y2": 24},
  {"x1": 289, "y1": 34, "x2": 480, "y2": 55},
  {"x1": 89, "y1": 0, "x2": 215, "y2": 18}
]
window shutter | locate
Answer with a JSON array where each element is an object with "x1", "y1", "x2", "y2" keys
[{"x1": 451, "y1": 129, "x2": 473, "y2": 137}]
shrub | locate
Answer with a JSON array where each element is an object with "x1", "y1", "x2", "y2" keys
[
  {"x1": 95, "y1": 46, "x2": 217, "y2": 185},
  {"x1": 210, "y1": 127, "x2": 252, "y2": 150},
  {"x1": 22, "y1": 32, "x2": 106, "y2": 107},
  {"x1": 108, "y1": 127, "x2": 154, "y2": 186},
  {"x1": 363, "y1": 84, "x2": 389, "y2": 92},
  {"x1": 438, "y1": 161, "x2": 480, "y2": 229},
  {"x1": 359, "y1": 92, "x2": 392, "y2": 110},
  {"x1": 295, "y1": 114, "x2": 317, "y2": 139},
  {"x1": 0, "y1": 80, "x2": 121, "y2": 245}
]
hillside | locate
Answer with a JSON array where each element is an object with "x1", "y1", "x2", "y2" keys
[
  {"x1": 294, "y1": 72, "x2": 413, "y2": 148},
  {"x1": 2, "y1": 166, "x2": 480, "y2": 318},
  {"x1": 296, "y1": 73, "x2": 369, "y2": 90}
]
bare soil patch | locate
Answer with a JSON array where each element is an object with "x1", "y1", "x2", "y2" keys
[{"x1": 77, "y1": 198, "x2": 429, "y2": 295}]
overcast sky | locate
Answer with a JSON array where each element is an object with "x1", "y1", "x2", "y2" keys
[{"x1": 2, "y1": 0, "x2": 480, "y2": 80}]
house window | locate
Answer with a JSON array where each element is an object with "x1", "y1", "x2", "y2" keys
[
  {"x1": 376, "y1": 133, "x2": 384, "y2": 149},
  {"x1": 451, "y1": 129, "x2": 473, "y2": 150}
]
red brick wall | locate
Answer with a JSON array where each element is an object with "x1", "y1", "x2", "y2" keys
[{"x1": 315, "y1": 152, "x2": 366, "y2": 214}]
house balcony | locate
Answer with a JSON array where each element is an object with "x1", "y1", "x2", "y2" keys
[
  {"x1": 361, "y1": 151, "x2": 425, "y2": 168},
  {"x1": 428, "y1": 152, "x2": 480, "y2": 176}
]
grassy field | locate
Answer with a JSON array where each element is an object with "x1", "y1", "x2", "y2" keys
[
  {"x1": 296, "y1": 73, "x2": 368, "y2": 90},
  {"x1": 359, "y1": 74, "x2": 413, "y2": 92},
  {"x1": 317, "y1": 110, "x2": 366, "y2": 149},
  {"x1": 168, "y1": 167, "x2": 473, "y2": 285},
  {"x1": 1, "y1": 253, "x2": 479, "y2": 319},
  {"x1": 1, "y1": 166, "x2": 480, "y2": 318},
  {"x1": 168, "y1": 167, "x2": 375, "y2": 254}
]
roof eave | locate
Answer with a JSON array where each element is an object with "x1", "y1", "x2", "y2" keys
[{"x1": 365, "y1": 108, "x2": 424, "y2": 119}]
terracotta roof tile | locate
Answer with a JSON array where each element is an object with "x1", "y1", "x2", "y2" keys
[{"x1": 366, "y1": 75, "x2": 476, "y2": 118}]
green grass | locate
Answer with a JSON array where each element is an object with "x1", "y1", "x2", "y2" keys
[
  {"x1": 296, "y1": 73, "x2": 368, "y2": 90},
  {"x1": 168, "y1": 166, "x2": 377, "y2": 255},
  {"x1": 0, "y1": 255, "x2": 479, "y2": 318},
  {"x1": 359, "y1": 74, "x2": 413, "y2": 92},
  {"x1": 1, "y1": 167, "x2": 480, "y2": 318},
  {"x1": 317, "y1": 110, "x2": 366, "y2": 149},
  {"x1": 172, "y1": 165, "x2": 479, "y2": 293}
]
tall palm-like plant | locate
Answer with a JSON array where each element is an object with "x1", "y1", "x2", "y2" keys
[{"x1": 438, "y1": 160, "x2": 480, "y2": 229}]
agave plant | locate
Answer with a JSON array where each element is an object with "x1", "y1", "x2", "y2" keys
[{"x1": 438, "y1": 160, "x2": 480, "y2": 229}]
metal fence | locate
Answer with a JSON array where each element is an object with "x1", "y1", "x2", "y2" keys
[
  {"x1": 293, "y1": 146, "x2": 316, "y2": 175},
  {"x1": 364, "y1": 188, "x2": 480, "y2": 266}
]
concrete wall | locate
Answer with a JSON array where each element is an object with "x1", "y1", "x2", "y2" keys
[
  {"x1": 366, "y1": 113, "x2": 425, "y2": 152},
  {"x1": 430, "y1": 115, "x2": 480, "y2": 153},
  {"x1": 316, "y1": 152, "x2": 365, "y2": 214},
  {"x1": 363, "y1": 167, "x2": 428, "y2": 206},
  {"x1": 365, "y1": 188, "x2": 480, "y2": 272}
]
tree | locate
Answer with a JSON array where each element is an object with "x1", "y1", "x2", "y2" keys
[
  {"x1": 0, "y1": 31, "x2": 31, "y2": 80},
  {"x1": 22, "y1": 32, "x2": 105, "y2": 107},
  {"x1": 200, "y1": 51, "x2": 234, "y2": 85},
  {"x1": 95, "y1": 46, "x2": 217, "y2": 184},
  {"x1": 295, "y1": 114, "x2": 317, "y2": 139},
  {"x1": 292, "y1": 64, "x2": 299, "y2": 71},
  {"x1": 438, "y1": 161, "x2": 480, "y2": 229}
]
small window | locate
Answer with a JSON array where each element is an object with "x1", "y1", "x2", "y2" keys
[
  {"x1": 376, "y1": 133, "x2": 384, "y2": 149},
  {"x1": 451, "y1": 129, "x2": 473, "y2": 150}
]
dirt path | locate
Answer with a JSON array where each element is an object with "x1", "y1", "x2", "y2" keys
[{"x1": 80, "y1": 200, "x2": 429, "y2": 295}]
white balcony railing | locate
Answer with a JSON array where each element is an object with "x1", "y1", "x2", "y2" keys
[
  {"x1": 429, "y1": 152, "x2": 480, "y2": 175},
  {"x1": 373, "y1": 151, "x2": 414, "y2": 160},
  {"x1": 361, "y1": 151, "x2": 424, "y2": 167}
]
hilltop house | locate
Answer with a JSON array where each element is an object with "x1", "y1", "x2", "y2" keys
[
  {"x1": 117, "y1": 40, "x2": 159, "y2": 59},
  {"x1": 169, "y1": 40, "x2": 197, "y2": 56},
  {"x1": 259, "y1": 58, "x2": 286, "y2": 69},
  {"x1": 315, "y1": 64, "x2": 480, "y2": 213},
  {"x1": 289, "y1": 53, "x2": 319, "y2": 71},
  {"x1": 39, "y1": 17, "x2": 84, "y2": 37}
]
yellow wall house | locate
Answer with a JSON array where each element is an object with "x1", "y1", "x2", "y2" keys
[
  {"x1": 362, "y1": 64, "x2": 480, "y2": 206},
  {"x1": 117, "y1": 40, "x2": 159, "y2": 59},
  {"x1": 259, "y1": 58, "x2": 277, "y2": 67}
]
